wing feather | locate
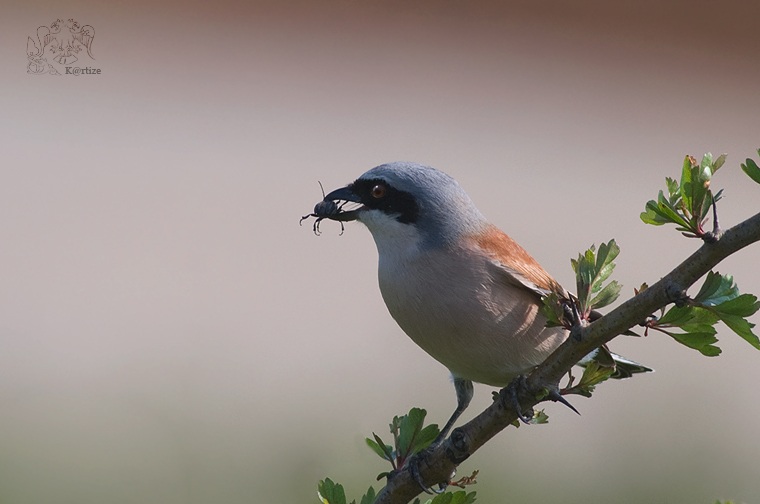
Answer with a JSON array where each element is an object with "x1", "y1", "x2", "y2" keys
[{"x1": 469, "y1": 225, "x2": 567, "y2": 300}]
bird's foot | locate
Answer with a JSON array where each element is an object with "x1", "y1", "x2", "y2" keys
[
  {"x1": 404, "y1": 446, "x2": 449, "y2": 494},
  {"x1": 498, "y1": 375, "x2": 534, "y2": 424}
]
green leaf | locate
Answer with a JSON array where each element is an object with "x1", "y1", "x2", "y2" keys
[
  {"x1": 412, "y1": 424, "x2": 440, "y2": 454},
  {"x1": 692, "y1": 271, "x2": 724, "y2": 302},
  {"x1": 718, "y1": 312, "x2": 760, "y2": 350},
  {"x1": 395, "y1": 408, "x2": 439, "y2": 459},
  {"x1": 666, "y1": 329, "x2": 721, "y2": 356},
  {"x1": 712, "y1": 293, "x2": 760, "y2": 317},
  {"x1": 318, "y1": 478, "x2": 347, "y2": 504},
  {"x1": 639, "y1": 205, "x2": 665, "y2": 226},
  {"x1": 693, "y1": 272, "x2": 740, "y2": 306},
  {"x1": 426, "y1": 491, "x2": 477, "y2": 504},
  {"x1": 595, "y1": 240, "x2": 620, "y2": 280},
  {"x1": 650, "y1": 304, "x2": 724, "y2": 356},
  {"x1": 448, "y1": 492, "x2": 469, "y2": 504},
  {"x1": 565, "y1": 360, "x2": 615, "y2": 397},
  {"x1": 640, "y1": 191, "x2": 692, "y2": 228},
  {"x1": 699, "y1": 152, "x2": 713, "y2": 171},
  {"x1": 531, "y1": 409, "x2": 549, "y2": 424},
  {"x1": 680, "y1": 155, "x2": 696, "y2": 211},
  {"x1": 366, "y1": 434, "x2": 393, "y2": 461},
  {"x1": 589, "y1": 280, "x2": 622, "y2": 310},
  {"x1": 396, "y1": 408, "x2": 425, "y2": 456},
  {"x1": 708, "y1": 294, "x2": 760, "y2": 350},
  {"x1": 741, "y1": 156, "x2": 760, "y2": 185},
  {"x1": 712, "y1": 153, "x2": 727, "y2": 172},
  {"x1": 665, "y1": 177, "x2": 680, "y2": 197},
  {"x1": 540, "y1": 292, "x2": 566, "y2": 328},
  {"x1": 572, "y1": 240, "x2": 621, "y2": 314},
  {"x1": 657, "y1": 305, "x2": 719, "y2": 327},
  {"x1": 686, "y1": 153, "x2": 714, "y2": 224},
  {"x1": 359, "y1": 487, "x2": 376, "y2": 504}
]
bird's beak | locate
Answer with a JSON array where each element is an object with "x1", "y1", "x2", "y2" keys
[
  {"x1": 321, "y1": 185, "x2": 362, "y2": 222},
  {"x1": 324, "y1": 186, "x2": 359, "y2": 203}
]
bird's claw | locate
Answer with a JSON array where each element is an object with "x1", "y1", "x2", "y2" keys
[
  {"x1": 406, "y1": 448, "x2": 448, "y2": 494},
  {"x1": 499, "y1": 375, "x2": 534, "y2": 424}
]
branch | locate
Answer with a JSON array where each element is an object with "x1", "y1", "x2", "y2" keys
[{"x1": 375, "y1": 210, "x2": 760, "y2": 504}]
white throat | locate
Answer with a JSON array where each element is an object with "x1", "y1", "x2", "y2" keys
[{"x1": 359, "y1": 210, "x2": 424, "y2": 265}]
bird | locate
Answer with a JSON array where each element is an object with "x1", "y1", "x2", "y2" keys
[{"x1": 308, "y1": 161, "x2": 651, "y2": 444}]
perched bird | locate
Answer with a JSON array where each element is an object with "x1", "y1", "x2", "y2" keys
[{"x1": 309, "y1": 162, "x2": 650, "y2": 441}]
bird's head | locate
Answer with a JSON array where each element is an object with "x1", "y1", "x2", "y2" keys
[{"x1": 318, "y1": 162, "x2": 487, "y2": 249}]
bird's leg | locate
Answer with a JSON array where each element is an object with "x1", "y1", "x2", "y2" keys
[
  {"x1": 435, "y1": 378, "x2": 474, "y2": 444},
  {"x1": 407, "y1": 377, "x2": 473, "y2": 494}
]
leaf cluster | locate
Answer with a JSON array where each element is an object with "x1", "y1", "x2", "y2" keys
[
  {"x1": 646, "y1": 272, "x2": 760, "y2": 356},
  {"x1": 365, "y1": 407, "x2": 440, "y2": 479},
  {"x1": 562, "y1": 361, "x2": 615, "y2": 398},
  {"x1": 318, "y1": 479, "x2": 375, "y2": 504},
  {"x1": 571, "y1": 239, "x2": 622, "y2": 317},
  {"x1": 318, "y1": 408, "x2": 476, "y2": 504},
  {"x1": 542, "y1": 240, "x2": 624, "y2": 394},
  {"x1": 545, "y1": 151, "x2": 760, "y2": 392},
  {"x1": 640, "y1": 153, "x2": 726, "y2": 238},
  {"x1": 539, "y1": 291, "x2": 566, "y2": 329},
  {"x1": 636, "y1": 151, "x2": 760, "y2": 354},
  {"x1": 541, "y1": 241, "x2": 622, "y2": 332},
  {"x1": 318, "y1": 475, "x2": 477, "y2": 504}
]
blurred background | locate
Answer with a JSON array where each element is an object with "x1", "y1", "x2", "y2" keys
[{"x1": 1, "y1": 1, "x2": 759, "y2": 503}]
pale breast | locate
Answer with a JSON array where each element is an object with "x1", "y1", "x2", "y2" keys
[{"x1": 377, "y1": 244, "x2": 567, "y2": 387}]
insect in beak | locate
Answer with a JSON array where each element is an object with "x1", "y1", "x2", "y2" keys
[{"x1": 300, "y1": 181, "x2": 357, "y2": 235}]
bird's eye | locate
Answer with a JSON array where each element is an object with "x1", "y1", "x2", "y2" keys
[{"x1": 371, "y1": 184, "x2": 386, "y2": 199}]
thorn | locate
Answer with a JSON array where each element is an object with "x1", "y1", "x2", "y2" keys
[
  {"x1": 712, "y1": 194, "x2": 720, "y2": 233},
  {"x1": 570, "y1": 300, "x2": 584, "y2": 341},
  {"x1": 548, "y1": 389, "x2": 581, "y2": 416},
  {"x1": 562, "y1": 298, "x2": 584, "y2": 340},
  {"x1": 704, "y1": 194, "x2": 722, "y2": 243}
]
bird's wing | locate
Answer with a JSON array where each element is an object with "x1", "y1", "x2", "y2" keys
[{"x1": 469, "y1": 225, "x2": 567, "y2": 300}]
